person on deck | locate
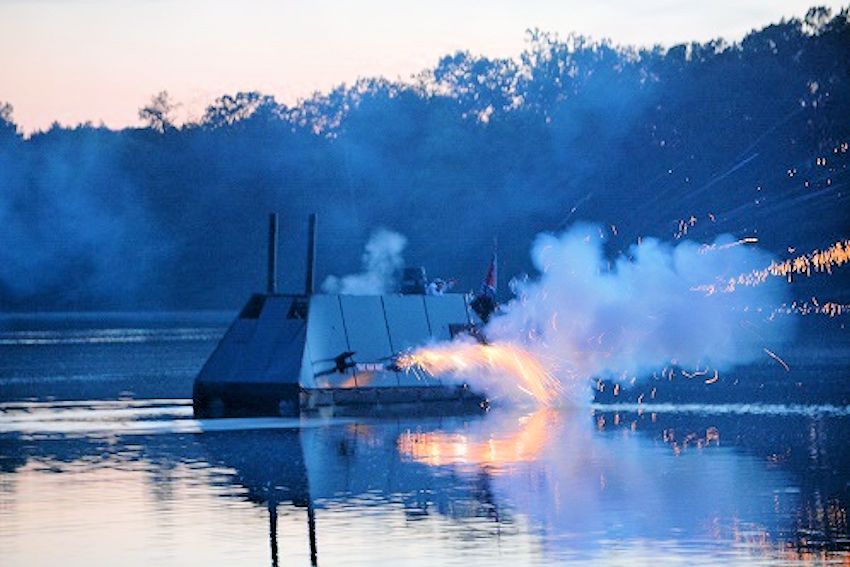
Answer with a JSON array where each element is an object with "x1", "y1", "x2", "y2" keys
[{"x1": 426, "y1": 278, "x2": 456, "y2": 296}]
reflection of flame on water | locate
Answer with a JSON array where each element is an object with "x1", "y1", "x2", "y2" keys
[
  {"x1": 397, "y1": 408, "x2": 558, "y2": 468},
  {"x1": 395, "y1": 341, "x2": 563, "y2": 405}
]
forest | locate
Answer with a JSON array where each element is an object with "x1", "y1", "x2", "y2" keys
[{"x1": 1, "y1": 6, "x2": 848, "y2": 310}]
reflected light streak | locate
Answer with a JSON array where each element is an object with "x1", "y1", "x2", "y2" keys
[{"x1": 397, "y1": 408, "x2": 558, "y2": 468}]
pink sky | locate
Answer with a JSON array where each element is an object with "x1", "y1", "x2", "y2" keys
[{"x1": 0, "y1": 0, "x2": 843, "y2": 133}]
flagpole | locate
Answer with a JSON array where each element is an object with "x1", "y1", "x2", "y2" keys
[{"x1": 492, "y1": 235, "x2": 497, "y2": 294}]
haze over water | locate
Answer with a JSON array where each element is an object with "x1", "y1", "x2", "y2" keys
[{"x1": 1, "y1": 312, "x2": 848, "y2": 566}]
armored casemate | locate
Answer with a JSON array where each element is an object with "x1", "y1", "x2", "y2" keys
[{"x1": 193, "y1": 214, "x2": 487, "y2": 418}]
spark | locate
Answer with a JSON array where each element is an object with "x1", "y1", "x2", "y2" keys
[
  {"x1": 396, "y1": 341, "x2": 563, "y2": 405},
  {"x1": 769, "y1": 297, "x2": 849, "y2": 318},
  {"x1": 694, "y1": 239, "x2": 850, "y2": 294},
  {"x1": 674, "y1": 215, "x2": 699, "y2": 239},
  {"x1": 763, "y1": 348, "x2": 790, "y2": 372},
  {"x1": 674, "y1": 214, "x2": 727, "y2": 240},
  {"x1": 699, "y1": 240, "x2": 759, "y2": 254},
  {"x1": 681, "y1": 368, "x2": 707, "y2": 379},
  {"x1": 516, "y1": 384, "x2": 535, "y2": 398}
]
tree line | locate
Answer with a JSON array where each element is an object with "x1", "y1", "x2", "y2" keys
[{"x1": 0, "y1": 7, "x2": 848, "y2": 310}]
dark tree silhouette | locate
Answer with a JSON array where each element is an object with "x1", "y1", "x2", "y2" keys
[
  {"x1": 0, "y1": 7, "x2": 848, "y2": 310},
  {"x1": 0, "y1": 102, "x2": 18, "y2": 140},
  {"x1": 138, "y1": 90, "x2": 177, "y2": 133}
]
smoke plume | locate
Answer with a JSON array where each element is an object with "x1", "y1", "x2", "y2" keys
[
  {"x1": 483, "y1": 223, "x2": 793, "y2": 401},
  {"x1": 322, "y1": 229, "x2": 407, "y2": 295}
]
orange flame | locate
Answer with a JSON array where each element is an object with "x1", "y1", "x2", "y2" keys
[{"x1": 396, "y1": 341, "x2": 562, "y2": 405}]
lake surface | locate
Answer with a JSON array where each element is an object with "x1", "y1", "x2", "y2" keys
[{"x1": 1, "y1": 312, "x2": 848, "y2": 566}]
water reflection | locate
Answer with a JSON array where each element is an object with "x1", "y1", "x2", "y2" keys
[
  {"x1": 395, "y1": 409, "x2": 816, "y2": 560},
  {"x1": 0, "y1": 403, "x2": 848, "y2": 565}
]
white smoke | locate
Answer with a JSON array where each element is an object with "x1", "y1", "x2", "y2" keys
[
  {"x1": 322, "y1": 228, "x2": 407, "y2": 295},
  {"x1": 485, "y1": 223, "x2": 793, "y2": 401}
]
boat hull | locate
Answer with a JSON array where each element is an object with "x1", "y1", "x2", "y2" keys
[{"x1": 193, "y1": 382, "x2": 488, "y2": 418}]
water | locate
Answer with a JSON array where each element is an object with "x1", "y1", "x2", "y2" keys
[{"x1": 1, "y1": 313, "x2": 848, "y2": 566}]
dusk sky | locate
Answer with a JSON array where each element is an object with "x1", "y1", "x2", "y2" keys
[{"x1": 1, "y1": 0, "x2": 844, "y2": 133}]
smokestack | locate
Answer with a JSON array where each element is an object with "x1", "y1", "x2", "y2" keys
[
  {"x1": 267, "y1": 213, "x2": 278, "y2": 295},
  {"x1": 305, "y1": 213, "x2": 318, "y2": 295}
]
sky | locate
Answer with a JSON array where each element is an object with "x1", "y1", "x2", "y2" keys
[{"x1": 0, "y1": 0, "x2": 845, "y2": 133}]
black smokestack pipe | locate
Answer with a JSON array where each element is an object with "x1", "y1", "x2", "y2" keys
[
  {"x1": 305, "y1": 213, "x2": 317, "y2": 295},
  {"x1": 267, "y1": 212, "x2": 278, "y2": 295}
]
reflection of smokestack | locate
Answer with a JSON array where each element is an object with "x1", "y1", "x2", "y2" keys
[
  {"x1": 268, "y1": 501, "x2": 279, "y2": 567},
  {"x1": 267, "y1": 213, "x2": 278, "y2": 295},
  {"x1": 307, "y1": 500, "x2": 318, "y2": 567},
  {"x1": 305, "y1": 213, "x2": 318, "y2": 295}
]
